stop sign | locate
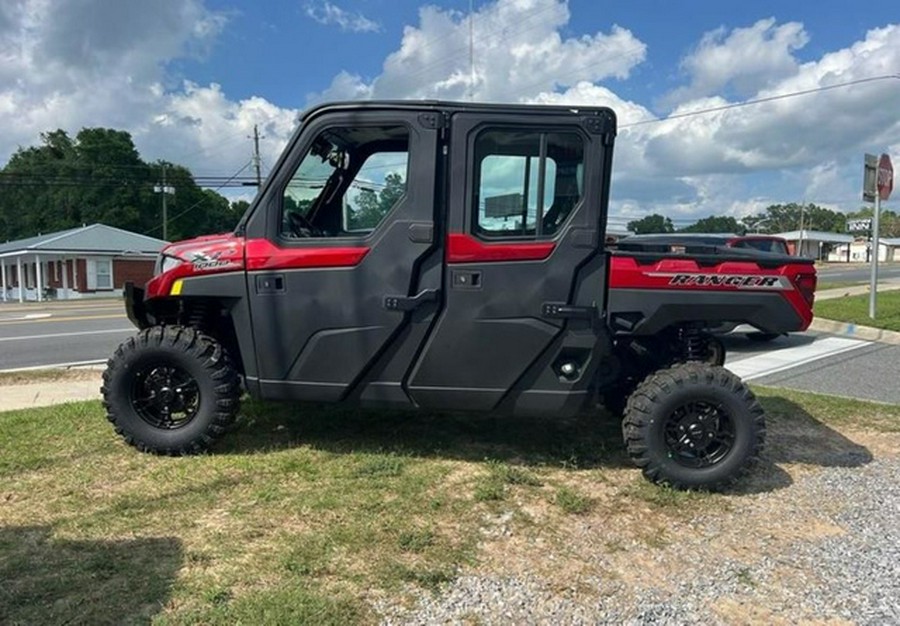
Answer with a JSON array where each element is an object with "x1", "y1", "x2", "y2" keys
[{"x1": 878, "y1": 153, "x2": 893, "y2": 201}]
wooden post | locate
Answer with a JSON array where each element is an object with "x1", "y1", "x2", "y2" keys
[
  {"x1": 61, "y1": 257, "x2": 69, "y2": 299},
  {"x1": 17, "y1": 257, "x2": 23, "y2": 303},
  {"x1": 35, "y1": 254, "x2": 43, "y2": 302}
]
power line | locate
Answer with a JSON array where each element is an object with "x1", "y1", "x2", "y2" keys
[
  {"x1": 621, "y1": 74, "x2": 900, "y2": 129},
  {"x1": 143, "y1": 160, "x2": 253, "y2": 237}
]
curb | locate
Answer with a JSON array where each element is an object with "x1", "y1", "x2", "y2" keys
[
  {"x1": 809, "y1": 317, "x2": 900, "y2": 345},
  {"x1": 815, "y1": 282, "x2": 900, "y2": 301}
]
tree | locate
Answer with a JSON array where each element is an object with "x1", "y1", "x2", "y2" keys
[
  {"x1": 679, "y1": 215, "x2": 745, "y2": 234},
  {"x1": 347, "y1": 172, "x2": 406, "y2": 231},
  {"x1": 743, "y1": 203, "x2": 846, "y2": 235},
  {"x1": 0, "y1": 128, "x2": 236, "y2": 242},
  {"x1": 627, "y1": 213, "x2": 674, "y2": 234}
]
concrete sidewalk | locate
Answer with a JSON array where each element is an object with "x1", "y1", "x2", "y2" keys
[{"x1": 2, "y1": 370, "x2": 102, "y2": 412}]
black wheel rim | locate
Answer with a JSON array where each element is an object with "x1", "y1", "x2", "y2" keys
[
  {"x1": 130, "y1": 364, "x2": 200, "y2": 430},
  {"x1": 663, "y1": 401, "x2": 735, "y2": 468}
]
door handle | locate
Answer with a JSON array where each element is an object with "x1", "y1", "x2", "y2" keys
[
  {"x1": 255, "y1": 273, "x2": 285, "y2": 294},
  {"x1": 383, "y1": 289, "x2": 440, "y2": 312}
]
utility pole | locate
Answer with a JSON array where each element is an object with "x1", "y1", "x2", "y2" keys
[
  {"x1": 468, "y1": 0, "x2": 475, "y2": 101},
  {"x1": 797, "y1": 204, "x2": 806, "y2": 256},
  {"x1": 154, "y1": 164, "x2": 175, "y2": 241},
  {"x1": 252, "y1": 124, "x2": 262, "y2": 187}
]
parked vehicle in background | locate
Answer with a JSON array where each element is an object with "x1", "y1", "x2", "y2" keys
[{"x1": 614, "y1": 233, "x2": 791, "y2": 256}]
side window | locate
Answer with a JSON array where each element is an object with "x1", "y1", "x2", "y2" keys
[
  {"x1": 474, "y1": 130, "x2": 584, "y2": 238},
  {"x1": 282, "y1": 125, "x2": 409, "y2": 238}
]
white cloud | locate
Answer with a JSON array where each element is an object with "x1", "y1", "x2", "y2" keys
[
  {"x1": 665, "y1": 18, "x2": 809, "y2": 106},
  {"x1": 0, "y1": 0, "x2": 298, "y2": 180},
  {"x1": 1, "y1": 0, "x2": 898, "y2": 226},
  {"x1": 310, "y1": 0, "x2": 646, "y2": 103},
  {"x1": 141, "y1": 83, "x2": 298, "y2": 176},
  {"x1": 305, "y1": 1, "x2": 380, "y2": 33},
  {"x1": 641, "y1": 24, "x2": 900, "y2": 180},
  {"x1": 308, "y1": 4, "x2": 900, "y2": 221}
]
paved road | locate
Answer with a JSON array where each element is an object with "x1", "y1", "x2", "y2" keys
[
  {"x1": 0, "y1": 300, "x2": 134, "y2": 370},
  {"x1": 817, "y1": 262, "x2": 900, "y2": 283}
]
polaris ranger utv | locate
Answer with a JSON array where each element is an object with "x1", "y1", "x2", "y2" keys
[{"x1": 103, "y1": 101, "x2": 815, "y2": 489}]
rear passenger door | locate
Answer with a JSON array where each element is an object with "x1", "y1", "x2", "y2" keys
[{"x1": 408, "y1": 111, "x2": 612, "y2": 412}]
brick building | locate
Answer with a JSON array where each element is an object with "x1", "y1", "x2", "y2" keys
[{"x1": 0, "y1": 224, "x2": 168, "y2": 302}]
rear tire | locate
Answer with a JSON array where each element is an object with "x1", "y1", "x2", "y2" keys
[
  {"x1": 622, "y1": 362, "x2": 765, "y2": 490},
  {"x1": 101, "y1": 326, "x2": 241, "y2": 455}
]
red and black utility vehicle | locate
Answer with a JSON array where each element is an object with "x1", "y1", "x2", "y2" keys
[{"x1": 103, "y1": 101, "x2": 815, "y2": 489}]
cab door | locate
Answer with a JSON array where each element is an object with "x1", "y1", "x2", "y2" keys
[
  {"x1": 242, "y1": 109, "x2": 442, "y2": 402},
  {"x1": 408, "y1": 109, "x2": 615, "y2": 413}
]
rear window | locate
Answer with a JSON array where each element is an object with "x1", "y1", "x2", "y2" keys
[{"x1": 732, "y1": 239, "x2": 789, "y2": 255}]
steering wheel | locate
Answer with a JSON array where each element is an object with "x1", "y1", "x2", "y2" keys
[{"x1": 288, "y1": 211, "x2": 323, "y2": 238}]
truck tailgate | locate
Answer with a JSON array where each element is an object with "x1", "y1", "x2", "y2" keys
[{"x1": 607, "y1": 252, "x2": 817, "y2": 335}]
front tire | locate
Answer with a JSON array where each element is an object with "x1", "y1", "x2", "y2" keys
[
  {"x1": 102, "y1": 326, "x2": 241, "y2": 455},
  {"x1": 622, "y1": 363, "x2": 765, "y2": 490}
]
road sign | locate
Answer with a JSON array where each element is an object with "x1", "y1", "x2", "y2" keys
[
  {"x1": 878, "y1": 153, "x2": 893, "y2": 201},
  {"x1": 864, "y1": 153, "x2": 878, "y2": 202},
  {"x1": 868, "y1": 153, "x2": 893, "y2": 319},
  {"x1": 847, "y1": 218, "x2": 872, "y2": 233}
]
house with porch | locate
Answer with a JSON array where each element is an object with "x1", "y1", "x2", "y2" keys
[{"x1": 0, "y1": 224, "x2": 168, "y2": 302}]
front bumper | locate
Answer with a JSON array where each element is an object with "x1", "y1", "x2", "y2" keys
[{"x1": 124, "y1": 282, "x2": 151, "y2": 329}]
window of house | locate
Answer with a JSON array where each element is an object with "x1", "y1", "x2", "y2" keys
[
  {"x1": 281, "y1": 125, "x2": 409, "y2": 238},
  {"x1": 474, "y1": 130, "x2": 584, "y2": 238},
  {"x1": 95, "y1": 259, "x2": 112, "y2": 290}
]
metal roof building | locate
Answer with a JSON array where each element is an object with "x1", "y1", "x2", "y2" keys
[
  {"x1": 773, "y1": 229, "x2": 854, "y2": 259},
  {"x1": 0, "y1": 224, "x2": 168, "y2": 303}
]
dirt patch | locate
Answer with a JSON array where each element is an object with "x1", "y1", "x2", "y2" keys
[{"x1": 0, "y1": 368, "x2": 102, "y2": 386}]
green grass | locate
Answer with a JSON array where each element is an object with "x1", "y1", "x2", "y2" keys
[
  {"x1": 814, "y1": 289, "x2": 900, "y2": 331},
  {"x1": 0, "y1": 400, "x2": 625, "y2": 624},
  {"x1": 0, "y1": 389, "x2": 897, "y2": 623},
  {"x1": 622, "y1": 480, "x2": 715, "y2": 508},
  {"x1": 755, "y1": 385, "x2": 900, "y2": 433},
  {"x1": 816, "y1": 280, "x2": 867, "y2": 291},
  {"x1": 554, "y1": 486, "x2": 592, "y2": 514}
]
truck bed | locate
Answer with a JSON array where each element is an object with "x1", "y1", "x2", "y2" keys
[{"x1": 607, "y1": 250, "x2": 817, "y2": 336}]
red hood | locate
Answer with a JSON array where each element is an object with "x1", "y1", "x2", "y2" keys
[
  {"x1": 146, "y1": 233, "x2": 246, "y2": 299},
  {"x1": 162, "y1": 233, "x2": 245, "y2": 264}
]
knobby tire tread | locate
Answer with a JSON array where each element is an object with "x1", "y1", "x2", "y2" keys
[
  {"x1": 101, "y1": 325, "x2": 240, "y2": 456},
  {"x1": 622, "y1": 362, "x2": 765, "y2": 490}
]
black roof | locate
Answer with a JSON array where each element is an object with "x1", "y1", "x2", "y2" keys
[{"x1": 301, "y1": 99, "x2": 617, "y2": 129}]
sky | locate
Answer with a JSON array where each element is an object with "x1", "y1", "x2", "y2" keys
[{"x1": 0, "y1": 0, "x2": 898, "y2": 230}]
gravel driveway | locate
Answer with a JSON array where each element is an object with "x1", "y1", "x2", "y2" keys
[{"x1": 380, "y1": 412, "x2": 899, "y2": 625}]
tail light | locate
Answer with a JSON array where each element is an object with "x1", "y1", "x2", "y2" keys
[{"x1": 793, "y1": 272, "x2": 817, "y2": 308}]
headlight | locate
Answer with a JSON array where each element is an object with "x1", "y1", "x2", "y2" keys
[{"x1": 155, "y1": 254, "x2": 183, "y2": 276}]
